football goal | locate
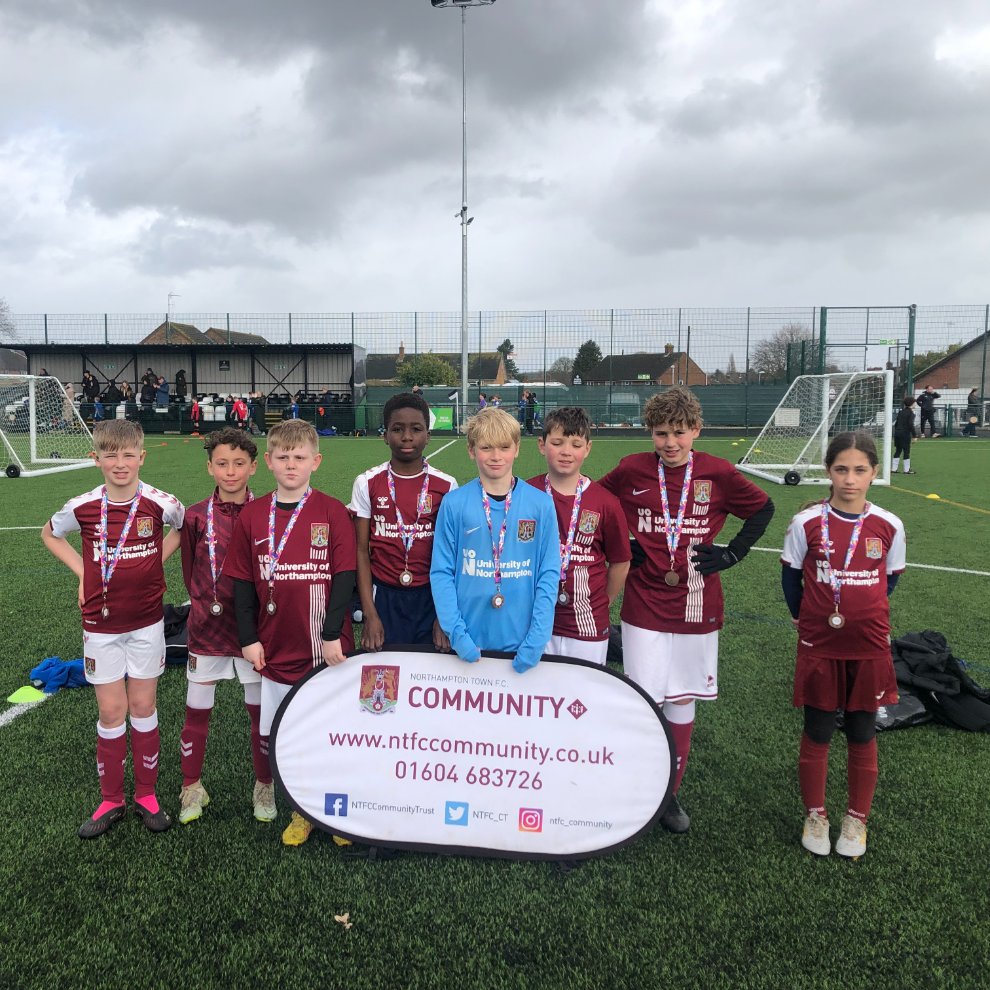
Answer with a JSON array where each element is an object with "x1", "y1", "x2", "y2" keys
[
  {"x1": 0, "y1": 375, "x2": 96, "y2": 478},
  {"x1": 738, "y1": 370, "x2": 893, "y2": 486}
]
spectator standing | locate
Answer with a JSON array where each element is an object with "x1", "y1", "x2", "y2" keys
[
  {"x1": 82, "y1": 371, "x2": 100, "y2": 403},
  {"x1": 915, "y1": 385, "x2": 940, "y2": 438},
  {"x1": 251, "y1": 391, "x2": 267, "y2": 436},
  {"x1": 103, "y1": 380, "x2": 124, "y2": 405},
  {"x1": 141, "y1": 368, "x2": 157, "y2": 390},
  {"x1": 175, "y1": 369, "x2": 188, "y2": 401},
  {"x1": 155, "y1": 376, "x2": 170, "y2": 406},
  {"x1": 525, "y1": 390, "x2": 537, "y2": 436},
  {"x1": 963, "y1": 388, "x2": 980, "y2": 437},
  {"x1": 140, "y1": 379, "x2": 156, "y2": 406}
]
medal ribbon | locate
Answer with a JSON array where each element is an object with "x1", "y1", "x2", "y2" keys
[
  {"x1": 481, "y1": 483, "x2": 513, "y2": 597},
  {"x1": 545, "y1": 474, "x2": 587, "y2": 586},
  {"x1": 266, "y1": 488, "x2": 312, "y2": 601},
  {"x1": 387, "y1": 462, "x2": 431, "y2": 565},
  {"x1": 657, "y1": 451, "x2": 694, "y2": 571},
  {"x1": 99, "y1": 482, "x2": 144, "y2": 605},
  {"x1": 820, "y1": 501, "x2": 868, "y2": 614},
  {"x1": 207, "y1": 489, "x2": 254, "y2": 600}
]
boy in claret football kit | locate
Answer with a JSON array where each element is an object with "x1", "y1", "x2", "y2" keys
[
  {"x1": 224, "y1": 419, "x2": 356, "y2": 847},
  {"x1": 526, "y1": 406, "x2": 631, "y2": 664},
  {"x1": 42, "y1": 420, "x2": 185, "y2": 838},
  {"x1": 177, "y1": 428, "x2": 272, "y2": 826},
  {"x1": 781, "y1": 432, "x2": 905, "y2": 860},
  {"x1": 599, "y1": 387, "x2": 774, "y2": 834},
  {"x1": 350, "y1": 393, "x2": 458, "y2": 650},
  {"x1": 430, "y1": 408, "x2": 560, "y2": 674}
]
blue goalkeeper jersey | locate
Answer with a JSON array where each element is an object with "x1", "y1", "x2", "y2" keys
[{"x1": 430, "y1": 477, "x2": 561, "y2": 670}]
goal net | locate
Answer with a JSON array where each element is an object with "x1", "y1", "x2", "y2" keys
[
  {"x1": 738, "y1": 370, "x2": 893, "y2": 486},
  {"x1": 0, "y1": 375, "x2": 96, "y2": 478}
]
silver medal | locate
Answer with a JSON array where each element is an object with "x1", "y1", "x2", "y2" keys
[
  {"x1": 266, "y1": 600, "x2": 277, "y2": 616},
  {"x1": 491, "y1": 593, "x2": 505, "y2": 609},
  {"x1": 399, "y1": 569, "x2": 413, "y2": 587},
  {"x1": 828, "y1": 611, "x2": 845, "y2": 629},
  {"x1": 209, "y1": 600, "x2": 223, "y2": 616}
]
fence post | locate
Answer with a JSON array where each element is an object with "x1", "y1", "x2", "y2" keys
[
  {"x1": 980, "y1": 304, "x2": 989, "y2": 410},
  {"x1": 104, "y1": 314, "x2": 109, "y2": 345},
  {"x1": 44, "y1": 314, "x2": 48, "y2": 345},
  {"x1": 744, "y1": 307, "x2": 750, "y2": 431},
  {"x1": 414, "y1": 311, "x2": 418, "y2": 358},
  {"x1": 906, "y1": 304, "x2": 916, "y2": 393},
  {"x1": 543, "y1": 310, "x2": 548, "y2": 409},
  {"x1": 817, "y1": 307, "x2": 827, "y2": 373},
  {"x1": 226, "y1": 313, "x2": 231, "y2": 346},
  {"x1": 288, "y1": 312, "x2": 293, "y2": 346},
  {"x1": 864, "y1": 306, "x2": 871, "y2": 371},
  {"x1": 608, "y1": 309, "x2": 614, "y2": 423}
]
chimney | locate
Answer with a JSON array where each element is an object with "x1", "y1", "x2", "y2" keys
[
  {"x1": 398, "y1": 341, "x2": 405, "y2": 362},
  {"x1": 664, "y1": 343, "x2": 674, "y2": 356}
]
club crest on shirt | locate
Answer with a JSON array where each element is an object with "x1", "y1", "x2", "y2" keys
[
  {"x1": 420, "y1": 493, "x2": 433, "y2": 515},
  {"x1": 693, "y1": 481, "x2": 712, "y2": 504},
  {"x1": 188, "y1": 654, "x2": 197, "y2": 673},
  {"x1": 136, "y1": 517, "x2": 153, "y2": 538},
  {"x1": 358, "y1": 664, "x2": 400, "y2": 715},
  {"x1": 311, "y1": 524, "x2": 329, "y2": 548},
  {"x1": 578, "y1": 509, "x2": 600, "y2": 535},
  {"x1": 517, "y1": 519, "x2": 536, "y2": 542},
  {"x1": 84, "y1": 656, "x2": 96, "y2": 677},
  {"x1": 865, "y1": 537, "x2": 883, "y2": 559}
]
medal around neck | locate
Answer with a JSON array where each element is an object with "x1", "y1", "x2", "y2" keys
[{"x1": 664, "y1": 571, "x2": 680, "y2": 587}]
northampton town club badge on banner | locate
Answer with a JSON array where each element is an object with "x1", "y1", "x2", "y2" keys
[{"x1": 358, "y1": 664, "x2": 400, "y2": 715}]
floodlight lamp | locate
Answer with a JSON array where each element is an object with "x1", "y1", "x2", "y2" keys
[{"x1": 431, "y1": 0, "x2": 496, "y2": 7}]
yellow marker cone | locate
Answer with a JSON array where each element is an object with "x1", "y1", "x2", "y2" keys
[
  {"x1": 7, "y1": 685, "x2": 46, "y2": 704},
  {"x1": 731, "y1": 442, "x2": 739, "y2": 446},
  {"x1": 926, "y1": 493, "x2": 941, "y2": 500}
]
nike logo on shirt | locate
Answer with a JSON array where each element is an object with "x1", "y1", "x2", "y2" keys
[
  {"x1": 255, "y1": 538, "x2": 269, "y2": 545},
  {"x1": 465, "y1": 526, "x2": 481, "y2": 535},
  {"x1": 632, "y1": 488, "x2": 650, "y2": 495}
]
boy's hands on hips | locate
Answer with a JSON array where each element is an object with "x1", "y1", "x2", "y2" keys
[
  {"x1": 322, "y1": 639, "x2": 347, "y2": 666},
  {"x1": 243, "y1": 642, "x2": 265, "y2": 671}
]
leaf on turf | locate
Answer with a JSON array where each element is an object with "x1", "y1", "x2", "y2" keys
[{"x1": 334, "y1": 913, "x2": 353, "y2": 930}]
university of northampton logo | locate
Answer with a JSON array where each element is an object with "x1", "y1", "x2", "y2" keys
[
  {"x1": 693, "y1": 481, "x2": 712, "y2": 505},
  {"x1": 311, "y1": 524, "x2": 329, "y2": 548},
  {"x1": 136, "y1": 517, "x2": 153, "y2": 538},
  {"x1": 359, "y1": 665, "x2": 400, "y2": 715},
  {"x1": 578, "y1": 509, "x2": 600, "y2": 535},
  {"x1": 517, "y1": 519, "x2": 536, "y2": 542},
  {"x1": 865, "y1": 538, "x2": 883, "y2": 559}
]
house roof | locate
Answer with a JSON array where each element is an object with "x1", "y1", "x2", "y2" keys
[
  {"x1": 585, "y1": 352, "x2": 690, "y2": 382},
  {"x1": 138, "y1": 322, "x2": 270, "y2": 346},
  {"x1": 914, "y1": 331, "x2": 989, "y2": 378}
]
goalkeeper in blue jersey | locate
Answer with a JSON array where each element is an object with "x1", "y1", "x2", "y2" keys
[{"x1": 430, "y1": 408, "x2": 560, "y2": 674}]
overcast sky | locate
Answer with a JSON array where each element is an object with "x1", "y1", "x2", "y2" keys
[{"x1": 2, "y1": 0, "x2": 990, "y2": 321}]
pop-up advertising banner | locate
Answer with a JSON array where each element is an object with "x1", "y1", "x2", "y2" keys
[{"x1": 271, "y1": 650, "x2": 673, "y2": 860}]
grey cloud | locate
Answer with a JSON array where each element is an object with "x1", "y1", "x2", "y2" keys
[
  {"x1": 131, "y1": 216, "x2": 291, "y2": 276},
  {"x1": 663, "y1": 76, "x2": 802, "y2": 139}
]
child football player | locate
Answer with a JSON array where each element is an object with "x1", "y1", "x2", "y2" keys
[
  {"x1": 350, "y1": 393, "x2": 458, "y2": 650},
  {"x1": 599, "y1": 387, "x2": 774, "y2": 833},
  {"x1": 431, "y1": 408, "x2": 560, "y2": 674},
  {"x1": 527, "y1": 406, "x2": 630, "y2": 664},
  {"x1": 781, "y1": 432, "x2": 905, "y2": 859},
  {"x1": 224, "y1": 419, "x2": 356, "y2": 847},
  {"x1": 42, "y1": 420, "x2": 185, "y2": 838},
  {"x1": 177, "y1": 428, "x2": 270, "y2": 825}
]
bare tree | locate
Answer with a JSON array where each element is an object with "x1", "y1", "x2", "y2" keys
[
  {"x1": 0, "y1": 297, "x2": 17, "y2": 343},
  {"x1": 547, "y1": 356, "x2": 574, "y2": 385},
  {"x1": 750, "y1": 323, "x2": 818, "y2": 382}
]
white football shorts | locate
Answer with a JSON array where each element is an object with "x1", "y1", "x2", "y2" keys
[
  {"x1": 82, "y1": 619, "x2": 166, "y2": 685},
  {"x1": 619, "y1": 622, "x2": 719, "y2": 702}
]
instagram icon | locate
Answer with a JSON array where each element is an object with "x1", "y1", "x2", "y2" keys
[{"x1": 518, "y1": 807, "x2": 543, "y2": 833}]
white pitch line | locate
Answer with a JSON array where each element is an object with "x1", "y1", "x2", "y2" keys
[
  {"x1": 0, "y1": 526, "x2": 40, "y2": 531},
  {"x1": 0, "y1": 693, "x2": 52, "y2": 729},
  {"x1": 749, "y1": 544, "x2": 990, "y2": 577},
  {"x1": 425, "y1": 437, "x2": 460, "y2": 460}
]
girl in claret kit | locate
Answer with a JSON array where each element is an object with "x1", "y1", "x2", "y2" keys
[{"x1": 781, "y1": 432, "x2": 906, "y2": 860}]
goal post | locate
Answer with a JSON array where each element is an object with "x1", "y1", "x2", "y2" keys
[
  {"x1": 738, "y1": 370, "x2": 894, "y2": 486},
  {"x1": 0, "y1": 375, "x2": 96, "y2": 478}
]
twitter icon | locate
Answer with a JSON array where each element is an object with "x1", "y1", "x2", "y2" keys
[{"x1": 444, "y1": 801, "x2": 469, "y2": 826}]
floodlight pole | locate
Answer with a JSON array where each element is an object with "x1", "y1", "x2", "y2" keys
[{"x1": 432, "y1": 0, "x2": 495, "y2": 412}]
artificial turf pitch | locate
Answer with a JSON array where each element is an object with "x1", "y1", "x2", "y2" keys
[{"x1": 1, "y1": 434, "x2": 988, "y2": 990}]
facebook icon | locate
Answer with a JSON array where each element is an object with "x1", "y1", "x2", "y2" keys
[{"x1": 324, "y1": 793, "x2": 349, "y2": 816}]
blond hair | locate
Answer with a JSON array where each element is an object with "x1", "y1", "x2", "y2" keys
[
  {"x1": 643, "y1": 386, "x2": 704, "y2": 430},
  {"x1": 466, "y1": 408, "x2": 521, "y2": 448},
  {"x1": 266, "y1": 418, "x2": 319, "y2": 453},
  {"x1": 92, "y1": 419, "x2": 144, "y2": 453}
]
